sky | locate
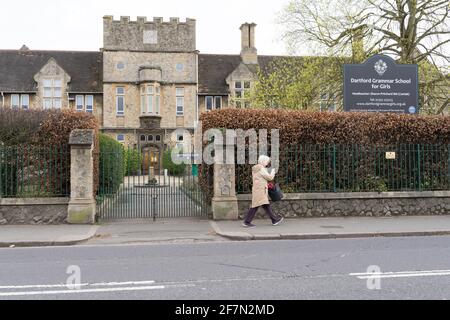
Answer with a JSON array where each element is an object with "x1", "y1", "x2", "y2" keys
[{"x1": 0, "y1": 0, "x2": 290, "y2": 55}]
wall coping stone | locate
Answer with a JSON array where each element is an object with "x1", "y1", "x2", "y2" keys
[
  {"x1": 0, "y1": 198, "x2": 69, "y2": 206},
  {"x1": 69, "y1": 129, "x2": 95, "y2": 147},
  {"x1": 237, "y1": 191, "x2": 450, "y2": 201}
]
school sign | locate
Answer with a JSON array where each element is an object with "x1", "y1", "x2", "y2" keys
[{"x1": 344, "y1": 55, "x2": 419, "y2": 114}]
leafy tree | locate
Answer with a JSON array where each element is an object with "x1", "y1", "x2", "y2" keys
[{"x1": 252, "y1": 0, "x2": 449, "y2": 114}]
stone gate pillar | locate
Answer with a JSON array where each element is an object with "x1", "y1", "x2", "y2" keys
[
  {"x1": 67, "y1": 129, "x2": 96, "y2": 224},
  {"x1": 212, "y1": 139, "x2": 239, "y2": 220}
]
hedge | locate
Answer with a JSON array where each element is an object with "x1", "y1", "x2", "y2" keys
[
  {"x1": 199, "y1": 109, "x2": 450, "y2": 198},
  {"x1": 0, "y1": 108, "x2": 99, "y2": 197},
  {"x1": 124, "y1": 148, "x2": 142, "y2": 176},
  {"x1": 163, "y1": 149, "x2": 187, "y2": 176},
  {"x1": 98, "y1": 134, "x2": 125, "y2": 195}
]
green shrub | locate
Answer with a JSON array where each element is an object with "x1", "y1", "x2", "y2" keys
[
  {"x1": 98, "y1": 134, "x2": 124, "y2": 195},
  {"x1": 124, "y1": 148, "x2": 142, "y2": 176},
  {"x1": 163, "y1": 149, "x2": 186, "y2": 176}
]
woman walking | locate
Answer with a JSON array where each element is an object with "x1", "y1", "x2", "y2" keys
[{"x1": 242, "y1": 155, "x2": 284, "y2": 228}]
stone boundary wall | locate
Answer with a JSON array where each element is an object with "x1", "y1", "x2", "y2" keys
[
  {"x1": 0, "y1": 198, "x2": 69, "y2": 225},
  {"x1": 237, "y1": 191, "x2": 450, "y2": 219}
]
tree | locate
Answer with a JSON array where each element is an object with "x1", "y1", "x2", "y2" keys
[{"x1": 255, "y1": 0, "x2": 449, "y2": 114}]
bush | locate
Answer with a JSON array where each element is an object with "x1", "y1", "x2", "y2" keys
[
  {"x1": 98, "y1": 134, "x2": 124, "y2": 195},
  {"x1": 163, "y1": 149, "x2": 186, "y2": 176},
  {"x1": 0, "y1": 108, "x2": 99, "y2": 196},
  {"x1": 124, "y1": 148, "x2": 142, "y2": 176},
  {"x1": 199, "y1": 109, "x2": 450, "y2": 198}
]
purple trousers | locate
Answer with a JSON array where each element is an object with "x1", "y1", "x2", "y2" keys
[{"x1": 244, "y1": 204, "x2": 279, "y2": 224}]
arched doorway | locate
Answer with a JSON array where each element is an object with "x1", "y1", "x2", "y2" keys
[{"x1": 141, "y1": 146, "x2": 161, "y2": 175}]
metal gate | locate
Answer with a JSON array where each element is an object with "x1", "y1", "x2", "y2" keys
[{"x1": 96, "y1": 146, "x2": 209, "y2": 220}]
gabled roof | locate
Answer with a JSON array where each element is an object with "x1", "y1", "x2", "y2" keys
[
  {"x1": 198, "y1": 54, "x2": 303, "y2": 95},
  {"x1": 0, "y1": 50, "x2": 103, "y2": 93}
]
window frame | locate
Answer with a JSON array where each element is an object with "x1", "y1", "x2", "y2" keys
[
  {"x1": 85, "y1": 95, "x2": 94, "y2": 113},
  {"x1": 76, "y1": 95, "x2": 84, "y2": 111},
  {"x1": 176, "y1": 87, "x2": 184, "y2": 116},
  {"x1": 11, "y1": 94, "x2": 20, "y2": 108},
  {"x1": 116, "y1": 87, "x2": 125, "y2": 116},
  {"x1": 21, "y1": 94, "x2": 29, "y2": 110}
]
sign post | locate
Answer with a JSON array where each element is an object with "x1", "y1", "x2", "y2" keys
[{"x1": 344, "y1": 55, "x2": 419, "y2": 114}]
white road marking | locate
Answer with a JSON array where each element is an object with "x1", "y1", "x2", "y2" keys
[
  {"x1": 350, "y1": 269, "x2": 450, "y2": 279},
  {"x1": 0, "y1": 280, "x2": 156, "y2": 290},
  {"x1": 0, "y1": 285, "x2": 165, "y2": 297}
]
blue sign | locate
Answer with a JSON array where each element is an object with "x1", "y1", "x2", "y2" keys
[{"x1": 344, "y1": 55, "x2": 419, "y2": 114}]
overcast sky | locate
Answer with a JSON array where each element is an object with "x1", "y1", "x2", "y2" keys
[{"x1": 0, "y1": 0, "x2": 290, "y2": 55}]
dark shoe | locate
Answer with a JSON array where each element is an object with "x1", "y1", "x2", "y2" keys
[
  {"x1": 272, "y1": 217, "x2": 285, "y2": 226},
  {"x1": 242, "y1": 222, "x2": 256, "y2": 229}
]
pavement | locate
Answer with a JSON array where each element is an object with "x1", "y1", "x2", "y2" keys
[
  {"x1": 2, "y1": 215, "x2": 450, "y2": 247},
  {"x1": 211, "y1": 216, "x2": 450, "y2": 240},
  {"x1": 0, "y1": 225, "x2": 99, "y2": 247}
]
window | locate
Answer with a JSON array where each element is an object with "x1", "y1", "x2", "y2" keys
[
  {"x1": 148, "y1": 135, "x2": 154, "y2": 142},
  {"x1": 117, "y1": 134, "x2": 125, "y2": 143},
  {"x1": 140, "y1": 135, "x2": 146, "y2": 142},
  {"x1": 233, "y1": 80, "x2": 251, "y2": 108},
  {"x1": 176, "y1": 87, "x2": 184, "y2": 116},
  {"x1": 11, "y1": 94, "x2": 20, "y2": 108},
  {"x1": 116, "y1": 87, "x2": 125, "y2": 116},
  {"x1": 155, "y1": 135, "x2": 161, "y2": 142},
  {"x1": 140, "y1": 84, "x2": 159, "y2": 115},
  {"x1": 176, "y1": 133, "x2": 184, "y2": 149},
  {"x1": 214, "y1": 96, "x2": 222, "y2": 109},
  {"x1": 85, "y1": 95, "x2": 94, "y2": 113},
  {"x1": 206, "y1": 96, "x2": 222, "y2": 111},
  {"x1": 76, "y1": 95, "x2": 84, "y2": 111},
  {"x1": 176, "y1": 63, "x2": 184, "y2": 71},
  {"x1": 206, "y1": 96, "x2": 213, "y2": 111},
  {"x1": 21, "y1": 94, "x2": 29, "y2": 110},
  {"x1": 42, "y1": 79, "x2": 63, "y2": 109},
  {"x1": 76, "y1": 95, "x2": 94, "y2": 113}
]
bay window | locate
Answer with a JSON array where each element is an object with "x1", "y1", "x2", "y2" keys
[{"x1": 140, "y1": 84, "x2": 160, "y2": 115}]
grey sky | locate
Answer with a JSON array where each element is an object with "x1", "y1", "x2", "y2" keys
[{"x1": 1, "y1": 0, "x2": 289, "y2": 55}]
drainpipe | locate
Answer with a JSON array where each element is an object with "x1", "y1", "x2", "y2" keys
[{"x1": 1, "y1": 92, "x2": 4, "y2": 108}]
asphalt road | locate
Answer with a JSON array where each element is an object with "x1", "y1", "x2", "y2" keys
[{"x1": 1, "y1": 236, "x2": 450, "y2": 300}]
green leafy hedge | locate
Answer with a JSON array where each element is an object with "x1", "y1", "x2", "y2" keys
[
  {"x1": 163, "y1": 149, "x2": 186, "y2": 176},
  {"x1": 98, "y1": 134, "x2": 124, "y2": 195}
]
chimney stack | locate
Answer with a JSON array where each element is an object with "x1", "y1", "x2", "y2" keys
[{"x1": 240, "y1": 23, "x2": 257, "y2": 64}]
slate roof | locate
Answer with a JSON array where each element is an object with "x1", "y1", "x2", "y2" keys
[
  {"x1": 198, "y1": 54, "x2": 303, "y2": 95},
  {"x1": 0, "y1": 49, "x2": 103, "y2": 93}
]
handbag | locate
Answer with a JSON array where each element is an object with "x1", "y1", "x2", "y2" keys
[{"x1": 268, "y1": 183, "x2": 284, "y2": 202}]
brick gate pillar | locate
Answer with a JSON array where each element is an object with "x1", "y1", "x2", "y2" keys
[
  {"x1": 212, "y1": 139, "x2": 239, "y2": 220},
  {"x1": 67, "y1": 129, "x2": 96, "y2": 224}
]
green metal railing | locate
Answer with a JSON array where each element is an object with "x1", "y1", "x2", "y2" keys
[
  {"x1": 236, "y1": 144, "x2": 450, "y2": 194},
  {"x1": 0, "y1": 145, "x2": 70, "y2": 198}
]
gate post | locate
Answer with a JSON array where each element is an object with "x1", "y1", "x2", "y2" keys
[
  {"x1": 212, "y1": 139, "x2": 239, "y2": 220},
  {"x1": 67, "y1": 129, "x2": 96, "y2": 224}
]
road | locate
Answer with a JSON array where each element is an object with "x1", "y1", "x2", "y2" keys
[{"x1": 1, "y1": 236, "x2": 450, "y2": 300}]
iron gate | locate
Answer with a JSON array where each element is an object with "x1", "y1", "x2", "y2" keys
[{"x1": 96, "y1": 146, "x2": 209, "y2": 220}]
